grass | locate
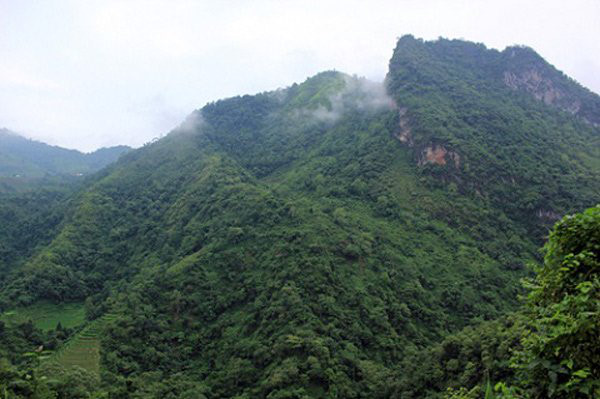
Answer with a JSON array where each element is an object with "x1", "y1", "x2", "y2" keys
[
  {"x1": 1, "y1": 301, "x2": 85, "y2": 331},
  {"x1": 0, "y1": 301, "x2": 114, "y2": 375},
  {"x1": 1, "y1": 303, "x2": 117, "y2": 375},
  {"x1": 48, "y1": 313, "x2": 117, "y2": 375}
]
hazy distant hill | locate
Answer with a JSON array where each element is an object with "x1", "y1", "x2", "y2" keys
[
  {"x1": 0, "y1": 37, "x2": 598, "y2": 397},
  {"x1": 0, "y1": 128, "x2": 130, "y2": 178}
]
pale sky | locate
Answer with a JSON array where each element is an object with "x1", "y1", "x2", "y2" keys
[{"x1": 1, "y1": 0, "x2": 599, "y2": 152}]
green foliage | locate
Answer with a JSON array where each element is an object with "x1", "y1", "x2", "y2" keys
[
  {"x1": 1, "y1": 37, "x2": 599, "y2": 397},
  {"x1": 423, "y1": 205, "x2": 600, "y2": 399},
  {"x1": 509, "y1": 205, "x2": 600, "y2": 398},
  {"x1": 0, "y1": 356, "x2": 104, "y2": 399},
  {"x1": 48, "y1": 313, "x2": 116, "y2": 374},
  {"x1": 1, "y1": 302, "x2": 85, "y2": 331},
  {"x1": 0, "y1": 187, "x2": 69, "y2": 282},
  {"x1": 392, "y1": 315, "x2": 526, "y2": 398},
  {"x1": 0, "y1": 128, "x2": 130, "y2": 179},
  {"x1": 386, "y1": 36, "x2": 600, "y2": 239}
]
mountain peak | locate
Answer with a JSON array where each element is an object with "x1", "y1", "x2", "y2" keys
[
  {"x1": 388, "y1": 36, "x2": 600, "y2": 126},
  {"x1": 1, "y1": 36, "x2": 598, "y2": 398},
  {"x1": 500, "y1": 45, "x2": 600, "y2": 125},
  {"x1": 502, "y1": 44, "x2": 544, "y2": 62}
]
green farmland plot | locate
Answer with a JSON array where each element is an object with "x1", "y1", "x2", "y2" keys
[
  {"x1": 1, "y1": 301, "x2": 85, "y2": 331},
  {"x1": 48, "y1": 313, "x2": 117, "y2": 374},
  {"x1": 1, "y1": 303, "x2": 116, "y2": 375}
]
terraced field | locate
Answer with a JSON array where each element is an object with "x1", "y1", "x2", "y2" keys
[{"x1": 49, "y1": 313, "x2": 117, "y2": 374}]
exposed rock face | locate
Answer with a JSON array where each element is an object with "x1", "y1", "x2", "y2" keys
[
  {"x1": 502, "y1": 67, "x2": 598, "y2": 126},
  {"x1": 503, "y1": 69, "x2": 567, "y2": 108},
  {"x1": 391, "y1": 107, "x2": 461, "y2": 169},
  {"x1": 418, "y1": 144, "x2": 460, "y2": 168},
  {"x1": 394, "y1": 107, "x2": 414, "y2": 146},
  {"x1": 392, "y1": 108, "x2": 461, "y2": 169}
]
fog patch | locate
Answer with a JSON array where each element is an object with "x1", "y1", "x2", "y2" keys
[
  {"x1": 173, "y1": 111, "x2": 206, "y2": 135},
  {"x1": 308, "y1": 104, "x2": 343, "y2": 123},
  {"x1": 267, "y1": 87, "x2": 289, "y2": 104},
  {"x1": 297, "y1": 75, "x2": 395, "y2": 124},
  {"x1": 343, "y1": 75, "x2": 396, "y2": 112}
]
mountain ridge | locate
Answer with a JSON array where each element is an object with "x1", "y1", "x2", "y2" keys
[
  {"x1": 0, "y1": 36, "x2": 598, "y2": 397},
  {"x1": 389, "y1": 35, "x2": 600, "y2": 125},
  {"x1": 0, "y1": 128, "x2": 131, "y2": 179}
]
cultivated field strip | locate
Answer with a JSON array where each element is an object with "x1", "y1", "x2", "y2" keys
[{"x1": 47, "y1": 313, "x2": 117, "y2": 374}]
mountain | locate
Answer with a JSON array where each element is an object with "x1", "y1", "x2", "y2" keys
[
  {"x1": 0, "y1": 130, "x2": 129, "y2": 288},
  {"x1": 386, "y1": 36, "x2": 599, "y2": 229},
  {"x1": 0, "y1": 36, "x2": 598, "y2": 398},
  {"x1": 0, "y1": 128, "x2": 130, "y2": 181}
]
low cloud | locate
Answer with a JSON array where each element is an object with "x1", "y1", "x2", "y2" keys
[
  {"x1": 344, "y1": 76, "x2": 396, "y2": 111},
  {"x1": 299, "y1": 75, "x2": 395, "y2": 123},
  {"x1": 174, "y1": 111, "x2": 205, "y2": 136}
]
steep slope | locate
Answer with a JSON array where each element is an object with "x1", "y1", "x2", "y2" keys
[
  {"x1": 0, "y1": 187, "x2": 69, "y2": 278},
  {"x1": 386, "y1": 36, "x2": 600, "y2": 237},
  {"x1": 0, "y1": 130, "x2": 129, "y2": 280},
  {"x1": 501, "y1": 45, "x2": 600, "y2": 126},
  {"x1": 1, "y1": 37, "x2": 599, "y2": 397}
]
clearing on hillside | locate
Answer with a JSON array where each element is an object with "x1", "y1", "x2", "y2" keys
[
  {"x1": 1, "y1": 302, "x2": 85, "y2": 331},
  {"x1": 47, "y1": 313, "x2": 117, "y2": 375}
]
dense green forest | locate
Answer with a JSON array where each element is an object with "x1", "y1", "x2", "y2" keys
[{"x1": 0, "y1": 36, "x2": 598, "y2": 398}]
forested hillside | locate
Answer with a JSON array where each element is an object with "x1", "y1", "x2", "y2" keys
[
  {"x1": 0, "y1": 128, "x2": 130, "y2": 192},
  {"x1": 0, "y1": 36, "x2": 598, "y2": 398}
]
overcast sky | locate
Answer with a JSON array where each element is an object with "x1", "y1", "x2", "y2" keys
[{"x1": 1, "y1": 0, "x2": 599, "y2": 152}]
